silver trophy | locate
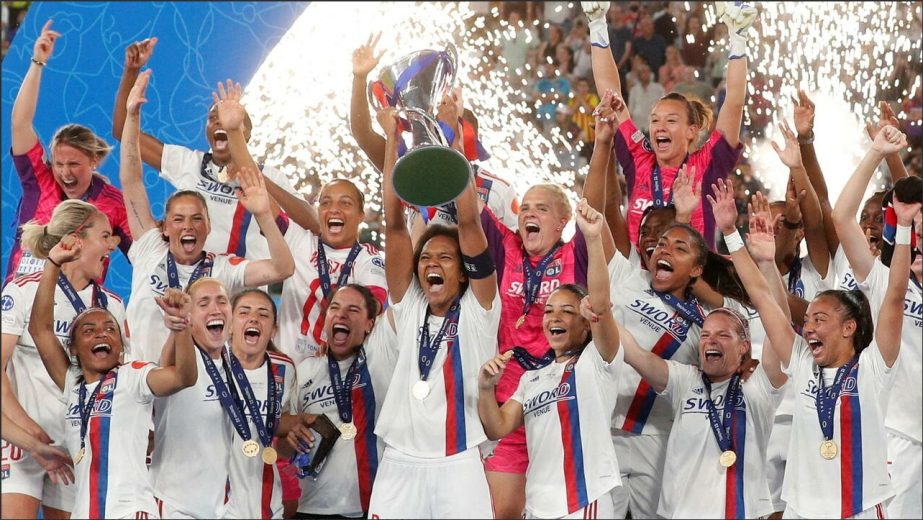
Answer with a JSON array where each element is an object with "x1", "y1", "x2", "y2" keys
[{"x1": 368, "y1": 44, "x2": 472, "y2": 207}]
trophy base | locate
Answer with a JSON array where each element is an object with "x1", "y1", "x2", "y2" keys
[{"x1": 393, "y1": 145, "x2": 472, "y2": 207}]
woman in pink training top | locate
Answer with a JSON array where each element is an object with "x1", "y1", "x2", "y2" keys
[
  {"x1": 582, "y1": 1, "x2": 755, "y2": 250},
  {"x1": 7, "y1": 20, "x2": 131, "y2": 283}
]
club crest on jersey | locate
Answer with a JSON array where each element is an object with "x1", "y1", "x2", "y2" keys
[
  {"x1": 692, "y1": 386, "x2": 704, "y2": 395},
  {"x1": 0, "y1": 295, "x2": 13, "y2": 312},
  {"x1": 641, "y1": 136, "x2": 653, "y2": 153},
  {"x1": 371, "y1": 256, "x2": 385, "y2": 269},
  {"x1": 100, "y1": 381, "x2": 117, "y2": 394},
  {"x1": 544, "y1": 260, "x2": 563, "y2": 278}
]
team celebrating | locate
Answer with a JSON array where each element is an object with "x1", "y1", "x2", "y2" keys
[{"x1": 1, "y1": 1, "x2": 921, "y2": 519}]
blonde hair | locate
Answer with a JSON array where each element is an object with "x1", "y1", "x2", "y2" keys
[
  {"x1": 20, "y1": 200, "x2": 101, "y2": 259},
  {"x1": 50, "y1": 124, "x2": 111, "y2": 166},
  {"x1": 526, "y1": 183, "x2": 573, "y2": 222}
]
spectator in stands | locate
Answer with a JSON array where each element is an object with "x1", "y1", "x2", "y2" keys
[
  {"x1": 659, "y1": 45, "x2": 688, "y2": 93},
  {"x1": 633, "y1": 14, "x2": 668, "y2": 80},
  {"x1": 681, "y1": 12, "x2": 710, "y2": 69},
  {"x1": 628, "y1": 61, "x2": 666, "y2": 133}
]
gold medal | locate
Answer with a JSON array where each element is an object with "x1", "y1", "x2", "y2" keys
[
  {"x1": 516, "y1": 315, "x2": 526, "y2": 329},
  {"x1": 339, "y1": 422, "x2": 357, "y2": 440},
  {"x1": 719, "y1": 450, "x2": 737, "y2": 468},
  {"x1": 242, "y1": 439, "x2": 260, "y2": 458},
  {"x1": 261, "y1": 446, "x2": 278, "y2": 465},
  {"x1": 74, "y1": 447, "x2": 85, "y2": 465},
  {"x1": 820, "y1": 440, "x2": 838, "y2": 460}
]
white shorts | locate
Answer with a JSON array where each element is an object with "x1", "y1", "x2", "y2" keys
[
  {"x1": 784, "y1": 502, "x2": 887, "y2": 519},
  {"x1": 525, "y1": 495, "x2": 615, "y2": 519},
  {"x1": 766, "y1": 414, "x2": 792, "y2": 512},
  {"x1": 886, "y1": 430, "x2": 922, "y2": 519},
  {"x1": 1, "y1": 439, "x2": 75, "y2": 511},
  {"x1": 608, "y1": 431, "x2": 667, "y2": 520},
  {"x1": 368, "y1": 446, "x2": 492, "y2": 519}
]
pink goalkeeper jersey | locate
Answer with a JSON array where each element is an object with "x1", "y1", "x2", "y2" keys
[
  {"x1": 480, "y1": 208, "x2": 588, "y2": 403},
  {"x1": 614, "y1": 118, "x2": 742, "y2": 250},
  {"x1": 6, "y1": 140, "x2": 132, "y2": 283}
]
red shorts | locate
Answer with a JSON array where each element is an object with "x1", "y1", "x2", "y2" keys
[
  {"x1": 276, "y1": 459, "x2": 301, "y2": 501},
  {"x1": 484, "y1": 425, "x2": 529, "y2": 474}
]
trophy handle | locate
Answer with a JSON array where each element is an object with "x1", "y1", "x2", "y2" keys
[{"x1": 399, "y1": 107, "x2": 449, "y2": 147}]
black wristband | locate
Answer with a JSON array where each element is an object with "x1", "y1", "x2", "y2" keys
[
  {"x1": 47, "y1": 257, "x2": 62, "y2": 268},
  {"x1": 462, "y1": 248, "x2": 495, "y2": 279},
  {"x1": 782, "y1": 217, "x2": 802, "y2": 230}
]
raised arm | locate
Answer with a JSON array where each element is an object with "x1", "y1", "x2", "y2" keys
[
  {"x1": 146, "y1": 289, "x2": 198, "y2": 396},
  {"x1": 477, "y1": 352, "x2": 524, "y2": 440},
  {"x1": 866, "y1": 101, "x2": 909, "y2": 183},
  {"x1": 236, "y1": 166, "x2": 295, "y2": 287},
  {"x1": 875, "y1": 197, "x2": 919, "y2": 367},
  {"x1": 27, "y1": 239, "x2": 81, "y2": 391},
  {"x1": 583, "y1": 91, "x2": 619, "y2": 260},
  {"x1": 792, "y1": 90, "x2": 840, "y2": 254},
  {"x1": 832, "y1": 126, "x2": 907, "y2": 282},
  {"x1": 379, "y1": 108, "x2": 413, "y2": 303},
  {"x1": 455, "y1": 165, "x2": 497, "y2": 310},
  {"x1": 709, "y1": 179, "x2": 795, "y2": 367},
  {"x1": 772, "y1": 122, "x2": 829, "y2": 276},
  {"x1": 112, "y1": 37, "x2": 164, "y2": 170},
  {"x1": 11, "y1": 20, "x2": 60, "y2": 155},
  {"x1": 714, "y1": 2, "x2": 758, "y2": 148},
  {"x1": 120, "y1": 69, "x2": 159, "y2": 238},
  {"x1": 583, "y1": 2, "x2": 630, "y2": 124},
  {"x1": 351, "y1": 33, "x2": 386, "y2": 172},
  {"x1": 576, "y1": 200, "x2": 620, "y2": 362},
  {"x1": 262, "y1": 176, "x2": 320, "y2": 234}
]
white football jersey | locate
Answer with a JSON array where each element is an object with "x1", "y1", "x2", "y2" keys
[
  {"x1": 160, "y1": 144, "x2": 298, "y2": 260},
  {"x1": 607, "y1": 251, "x2": 703, "y2": 435},
  {"x1": 374, "y1": 283, "x2": 500, "y2": 458},
  {"x1": 860, "y1": 260, "x2": 922, "y2": 443},
  {"x1": 510, "y1": 342, "x2": 622, "y2": 519},
  {"x1": 658, "y1": 362, "x2": 782, "y2": 519},
  {"x1": 781, "y1": 336, "x2": 895, "y2": 518},
  {"x1": 223, "y1": 351, "x2": 298, "y2": 520},
  {"x1": 151, "y1": 348, "x2": 233, "y2": 518},
  {"x1": 2, "y1": 271, "x2": 128, "y2": 443},
  {"x1": 830, "y1": 246, "x2": 862, "y2": 291},
  {"x1": 61, "y1": 362, "x2": 159, "y2": 519},
  {"x1": 294, "y1": 319, "x2": 397, "y2": 515},
  {"x1": 277, "y1": 224, "x2": 387, "y2": 366},
  {"x1": 126, "y1": 228, "x2": 248, "y2": 363}
]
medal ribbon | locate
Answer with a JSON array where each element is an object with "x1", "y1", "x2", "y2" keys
[
  {"x1": 224, "y1": 350, "x2": 279, "y2": 447},
  {"x1": 519, "y1": 241, "x2": 563, "y2": 320},
  {"x1": 77, "y1": 369, "x2": 118, "y2": 455},
  {"x1": 57, "y1": 274, "x2": 108, "y2": 313},
  {"x1": 326, "y1": 349, "x2": 367, "y2": 424},
  {"x1": 651, "y1": 154, "x2": 689, "y2": 208},
  {"x1": 787, "y1": 256, "x2": 803, "y2": 296},
  {"x1": 701, "y1": 373, "x2": 742, "y2": 455},
  {"x1": 511, "y1": 345, "x2": 586, "y2": 371},
  {"x1": 815, "y1": 355, "x2": 859, "y2": 442},
  {"x1": 418, "y1": 297, "x2": 461, "y2": 382},
  {"x1": 165, "y1": 252, "x2": 213, "y2": 289},
  {"x1": 315, "y1": 239, "x2": 363, "y2": 300},
  {"x1": 650, "y1": 289, "x2": 705, "y2": 328},
  {"x1": 511, "y1": 346, "x2": 556, "y2": 371},
  {"x1": 199, "y1": 346, "x2": 252, "y2": 443}
]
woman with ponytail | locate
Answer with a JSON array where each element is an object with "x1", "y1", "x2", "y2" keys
[
  {"x1": 712, "y1": 172, "x2": 915, "y2": 518},
  {"x1": 1, "y1": 200, "x2": 125, "y2": 519}
]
